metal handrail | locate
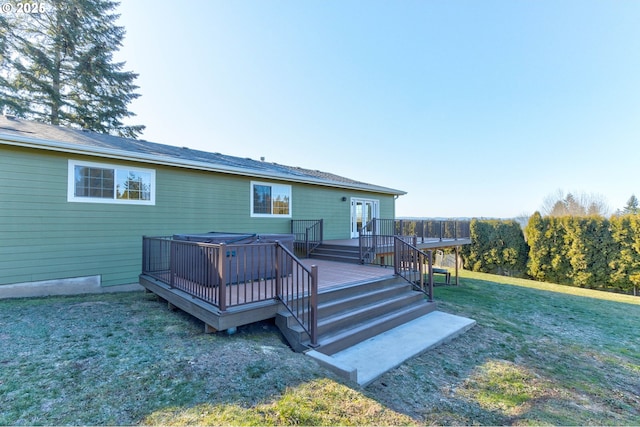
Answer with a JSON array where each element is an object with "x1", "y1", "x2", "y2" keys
[
  {"x1": 393, "y1": 237, "x2": 434, "y2": 302},
  {"x1": 291, "y1": 219, "x2": 323, "y2": 257},
  {"x1": 275, "y1": 242, "x2": 318, "y2": 347},
  {"x1": 358, "y1": 218, "x2": 376, "y2": 264}
]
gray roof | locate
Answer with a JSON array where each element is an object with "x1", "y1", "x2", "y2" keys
[{"x1": 0, "y1": 115, "x2": 405, "y2": 195}]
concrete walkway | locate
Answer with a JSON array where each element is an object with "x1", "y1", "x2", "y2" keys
[{"x1": 307, "y1": 311, "x2": 476, "y2": 387}]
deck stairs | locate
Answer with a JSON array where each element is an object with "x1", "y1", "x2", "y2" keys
[
  {"x1": 308, "y1": 243, "x2": 361, "y2": 264},
  {"x1": 276, "y1": 276, "x2": 436, "y2": 355}
]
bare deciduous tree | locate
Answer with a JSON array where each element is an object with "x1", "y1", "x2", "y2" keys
[{"x1": 541, "y1": 190, "x2": 610, "y2": 217}]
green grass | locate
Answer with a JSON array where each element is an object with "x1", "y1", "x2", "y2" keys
[
  {"x1": 392, "y1": 270, "x2": 640, "y2": 425},
  {"x1": 1, "y1": 272, "x2": 639, "y2": 425}
]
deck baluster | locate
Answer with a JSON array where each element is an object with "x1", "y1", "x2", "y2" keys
[{"x1": 218, "y1": 243, "x2": 227, "y2": 311}]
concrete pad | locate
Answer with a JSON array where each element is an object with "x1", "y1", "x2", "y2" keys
[
  {"x1": 305, "y1": 350, "x2": 358, "y2": 383},
  {"x1": 307, "y1": 311, "x2": 476, "y2": 387}
]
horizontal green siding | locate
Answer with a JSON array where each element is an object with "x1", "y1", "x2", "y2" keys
[
  {"x1": 293, "y1": 186, "x2": 395, "y2": 239},
  {"x1": 0, "y1": 146, "x2": 397, "y2": 287}
]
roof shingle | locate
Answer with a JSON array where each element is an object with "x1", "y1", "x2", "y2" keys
[{"x1": 0, "y1": 116, "x2": 405, "y2": 195}]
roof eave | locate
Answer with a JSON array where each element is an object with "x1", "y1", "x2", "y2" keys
[{"x1": 0, "y1": 132, "x2": 407, "y2": 196}]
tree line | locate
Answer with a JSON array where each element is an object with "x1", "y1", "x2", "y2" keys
[{"x1": 460, "y1": 214, "x2": 640, "y2": 296}]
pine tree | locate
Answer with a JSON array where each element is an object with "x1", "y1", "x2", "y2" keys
[{"x1": 0, "y1": 0, "x2": 144, "y2": 138}]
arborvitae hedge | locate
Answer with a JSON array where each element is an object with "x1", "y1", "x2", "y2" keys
[
  {"x1": 465, "y1": 214, "x2": 640, "y2": 295},
  {"x1": 609, "y1": 215, "x2": 640, "y2": 295},
  {"x1": 524, "y1": 213, "x2": 639, "y2": 294},
  {"x1": 461, "y1": 219, "x2": 528, "y2": 277}
]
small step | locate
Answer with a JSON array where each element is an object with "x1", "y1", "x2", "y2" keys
[
  {"x1": 282, "y1": 289, "x2": 425, "y2": 336},
  {"x1": 309, "y1": 253, "x2": 362, "y2": 264},
  {"x1": 309, "y1": 244, "x2": 361, "y2": 264},
  {"x1": 317, "y1": 282, "x2": 412, "y2": 318},
  {"x1": 316, "y1": 292, "x2": 426, "y2": 337},
  {"x1": 281, "y1": 280, "x2": 410, "y2": 329},
  {"x1": 310, "y1": 300, "x2": 437, "y2": 355},
  {"x1": 317, "y1": 276, "x2": 402, "y2": 303}
]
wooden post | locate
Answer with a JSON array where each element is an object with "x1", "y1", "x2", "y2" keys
[
  {"x1": 275, "y1": 242, "x2": 282, "y2": 297},
  {"x1": 393, "y1": 238, "x2": 399, "y2": 275},
  {"x1": 218, "y1": 243, "x2": 227, "y2": 311},
  {"x1": 427, "y1": 250, "x2": 434, "y2": 302},
  {"x1": 304, "y1": 228, "x2": 308, "y2": 257},
  {"x1": 170, "y1": 240, "x2": 176, "y2": 289},
  {"x1": 455, "y1": 246, "x2": 460, "y2": 286},
  {"x1": 372, "y1": 218, "x2": 377, "y2": 256},
  {"x1": 419, "y1": 251, "x2": 425, "y2": 291},
  {"x1": 309, "y1": 265, "x2": 319, "y2": 347}
]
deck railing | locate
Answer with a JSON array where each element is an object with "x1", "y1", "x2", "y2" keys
[
  {"x1": 291, "y1": 219, "x2": 323, "y2": 257},
  {"x1": 395, "y1": 219, "x2": 471, "y2": 243},
  {"x1": 394, "y1": 237, "x2": 434, "y2": 302},
  {"x1": 278, "y1": 246, "x2": 319, "y2": 347},
  {"x1": 142, "y1": 236, "x2": 318, "y2": 345},
  {"x1": 358, "y1": 218, "x2": 470, "y2": 265}
]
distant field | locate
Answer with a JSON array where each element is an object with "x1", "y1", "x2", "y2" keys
[{"x1": 1, "y1": 271, "x2": 638, "y2": 425}]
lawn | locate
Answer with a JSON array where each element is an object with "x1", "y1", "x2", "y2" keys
[{"x1": 1, "y1": 271, "x2": 638, "y2": 425}]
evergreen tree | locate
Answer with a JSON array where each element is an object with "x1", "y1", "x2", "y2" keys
[
  {"x1": 564, "y1": 217, "x2": 614, "y2": 288},
  {"x1": 0, "y1": 0, "x2": 144, "y2": 138},
  {"x1": 525, "y1": 212, "x2": 549, "y2": 281},
  {"x1": 623, "y1": 194, "x2": 639, "y2": 215},
  {"x1": 610, "y1": 215, "x2": 640, "y2": 296},
  {"x1": 546, "y1": 217, "x2": 571, "y2": 284},
  {"x1": 462, "y1": 219, "x2": 528, "y2": 277}
]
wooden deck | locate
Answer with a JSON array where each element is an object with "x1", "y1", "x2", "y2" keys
[
  {"x1": 323, "y1": 237, "x2": 471, "y2": 250},
  {"x1": 300, "y1": 258, "x2": 395, "y2": 290},
  {"x1": 139, "y1": 258, "x2": 398, "y2": 332}
]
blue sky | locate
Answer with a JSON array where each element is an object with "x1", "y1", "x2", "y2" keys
[{"x1": 116, "y1": 1, "x2": 640, "y2": 218}]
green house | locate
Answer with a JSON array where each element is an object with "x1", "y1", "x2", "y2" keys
[{"x1": 0, "y1": 115, "x2": 405, "y2": 292}]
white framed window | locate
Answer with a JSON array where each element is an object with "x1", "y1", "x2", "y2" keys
[
  {"x1": 68, "y1": 160, "x2": 156, "y2": 205},
  {"x1": 251, "y1": 181, "x2": 291, "y2": 217}
]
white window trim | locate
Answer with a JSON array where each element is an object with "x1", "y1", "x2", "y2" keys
[
  {"x1": 250, "y1": 181, "x2": 292, "y2": 218},
  {"x1": 67, "y1": 159, "x2": 156, "y2": 205}
]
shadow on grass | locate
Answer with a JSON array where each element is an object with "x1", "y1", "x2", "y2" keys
[
  {"x1": 0, "y1": 292, "x2": 417, "y2": 426},
  {"x1": 2, "y1": 274, "x2": 639, "y2": 426}
]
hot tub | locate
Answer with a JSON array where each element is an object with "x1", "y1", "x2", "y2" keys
[{"x1": 172, "y1": 232, "x2": 295, "y2": 285}]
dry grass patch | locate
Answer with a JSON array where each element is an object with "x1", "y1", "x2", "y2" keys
[
  {"x1": 458, "y1": 360, "x2": 554, "y2": 417},
  {"x1": 143, "y1": 378, "x2": 416, "y2": 426}
]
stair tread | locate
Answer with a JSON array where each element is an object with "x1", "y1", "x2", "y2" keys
[
  {"x1": 310, "y1": 302, "x2": 436, "y2": 354},
  {"x1": 317, "y1": 301, "x2": 431, "y2": 340},
  {"x1": 284, "y1": 291, "x2": 429, "y2": 336},
  {"x1": 318, "y1": 282, "x2": 409, "y2": 309},
  {"x1": 279, "y1": 280, "x2": 406, "y2": 329},
  {"x1": 309, "y1": 244, "x2": 361, "y2": 264},
  {"x1": 318, "y1": 292, "x2": 423, "y2": 328}
]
